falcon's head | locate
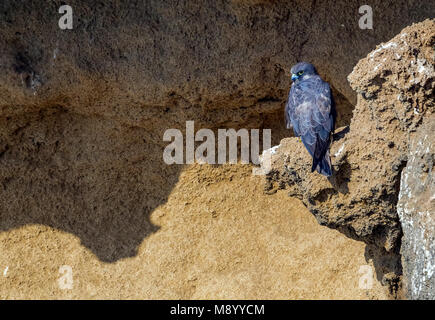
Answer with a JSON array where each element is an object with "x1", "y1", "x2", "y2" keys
[{"x1": 290, "y1": 62, "x2": 318, "y2": 82}]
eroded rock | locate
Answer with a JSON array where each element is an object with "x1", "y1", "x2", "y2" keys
[
  {"x1": 263, "y1": 19, "x2": 434, "y2": 290},
  {"x1": 398, "y1": 115, "x2": 435, "y2": 300},
  {"x1": 1, "y1": 1, "x2": 435, "y2": 131}
]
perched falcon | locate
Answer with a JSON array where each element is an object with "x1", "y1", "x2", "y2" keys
[{"x1": 285, "y1": 62, "x2": 336, "y2": 177}]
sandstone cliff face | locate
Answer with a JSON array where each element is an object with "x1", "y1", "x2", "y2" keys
[
  {"x1": 0, "y1": 1, "x2": 434, "y2": 299},
  {"x1": 0, "y1": 164, "x2": 391, "y2": 299},
  {"x1": 397, "y1": 116, "x2": 434, "y2": 300},
  {"x1": 1, "y1": 1, "x2": 434, "y2": 130},
  {"x1": 263, "y1": 19, "x2": 434, "y2": 294}
]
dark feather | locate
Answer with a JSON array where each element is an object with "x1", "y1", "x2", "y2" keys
[{"x1": 285, "y1": 63, "x2": 336, "y2": 177}]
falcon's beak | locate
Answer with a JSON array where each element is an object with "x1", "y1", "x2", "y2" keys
[{"x1": 291, "y1": 74, "x2": 298, "y2": 81}]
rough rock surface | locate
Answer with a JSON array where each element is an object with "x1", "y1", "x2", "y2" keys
[
  {"x1": 0, "y1": 1, "x2": 434, "y2": 299},
  {"x1": 0, "y1": 164, "x2": 391, "y2": 299},
  {"x1": 263, "y1": 19, "x2": 434, "y2": 292},
  {"x1": 397, "y1": 115, "x2": 434, "y2": 300},
  {"x1": 1, "y1": 0, "x2": 435, "y2": 132}
]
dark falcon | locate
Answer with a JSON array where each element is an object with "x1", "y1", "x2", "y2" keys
[{"x1": 285, "y1": 62, "x2": 336, "y2": 176}]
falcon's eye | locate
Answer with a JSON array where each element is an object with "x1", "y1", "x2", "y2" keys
[{"x1": 297, "y1": 71, "x2": 304, "y2": 76}]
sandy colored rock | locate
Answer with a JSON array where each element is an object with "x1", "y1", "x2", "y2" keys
[
  {"x1": 0, "y1": 2, "x2": 434, "y2": 300},
  {"x1": 263, "y1": 19, "x2": 434, "y2": 293},
  {"x1": 0, "y1": 164, "x2": 390, "y2": 299},
  {"x1": 1, "y1": 1, "x2": 435, "y2": 132},
  {"x1": 397, "y1": 115, "x2": 435, "y2": 300}
]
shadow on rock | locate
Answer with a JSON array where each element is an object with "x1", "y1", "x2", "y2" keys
[{"x1": 0, "y1": 108, "x2": 183, "y2": 262}]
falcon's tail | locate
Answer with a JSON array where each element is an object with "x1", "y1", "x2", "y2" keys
[{"x1": 312, "y1": 150, "x2": 333, "y2": 177}]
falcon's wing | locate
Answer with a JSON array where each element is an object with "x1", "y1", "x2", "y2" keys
[
  {"x1": 285, "y1": 84, "x2": 301, "y2": 136},
  {"x1": 294, "y1": 78, "x2": 336, "y2": 162}
]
